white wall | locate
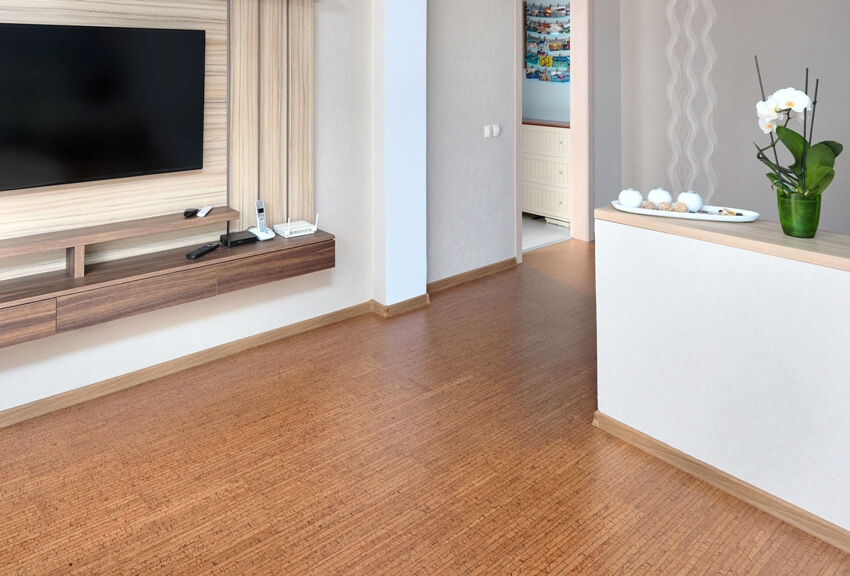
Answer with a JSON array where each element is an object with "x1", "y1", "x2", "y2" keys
[
  {"x1": 426, "y1": 0, "x2": 517, "y2": 283},
  {"x1": 620, "y1": 0, "x2": 850, "y2": 234},
  {"x1": 0, "y1": 0, "x2": 376, "y2": 411}
]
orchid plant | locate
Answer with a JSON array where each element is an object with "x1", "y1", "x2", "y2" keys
[{"x1": 754, "y1": 60, "x2": 843, "y2": 198}]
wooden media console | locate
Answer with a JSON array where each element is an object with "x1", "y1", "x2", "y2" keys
[{"x1": 0, "y1": 207, "x2": 335, "y2": 349}]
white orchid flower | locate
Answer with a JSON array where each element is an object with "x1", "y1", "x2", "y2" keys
[
  {"x1": 771, "y1": 87, "x2": 812, "y2": 113},
  {"x1": 788, "y1": 110, "x2": 810, "y2": 125},
  {"x1": 756, "y1": 97, "x2": 782, "y2": 120},
  {"x1": 758, "y1": 115, "x2": 778, "y2": 134}
]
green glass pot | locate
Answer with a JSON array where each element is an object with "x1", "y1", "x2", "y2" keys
[{"x1": 777, "y1": 192, "x2": 821, "y2": 238}]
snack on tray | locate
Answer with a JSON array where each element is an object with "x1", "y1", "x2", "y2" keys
[{"x1": 640, "y1": 200, "x2": 655, "y2": 210}]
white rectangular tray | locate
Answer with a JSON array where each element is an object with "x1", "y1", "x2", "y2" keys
[{"x1": 611, "y1": 201, "x2": 759, "y2": 223}]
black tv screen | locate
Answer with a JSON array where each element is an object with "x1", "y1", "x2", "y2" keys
[{"x1": 0, "y1": 23, "x2": 205, "y2": 192}]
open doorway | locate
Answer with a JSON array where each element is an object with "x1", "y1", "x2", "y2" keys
[
  {"x1": 515, "y1": 0, "x2": 593, "y2": 262},
  {"x1": 518, "y1": 2, "x2": 573, "y2": 253}
]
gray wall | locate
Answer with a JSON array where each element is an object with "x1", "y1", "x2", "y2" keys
[
  {"x1": 427, "y1": 0, "x2": 517, "y2": 282},
  {"x1": 621, "y1": 0, "x2": 850, "y2": 233},
  {"x1": 592, "y1": 0, "x2": 621, "y2": 209}
]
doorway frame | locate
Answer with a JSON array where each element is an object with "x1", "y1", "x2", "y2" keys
[{"x1": 515, "y1": 0, "x2": 593, "y2": 263}]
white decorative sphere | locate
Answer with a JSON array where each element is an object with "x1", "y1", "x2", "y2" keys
[
  {"x1": 618, "y1": 188, "x2": 644, "y2": 208},
  {"x1": 677, "y1": 190, "x2": 704, "y2": 213},
  {"x1": 647, "y1": 188, "x2": 672, "y2": 207}
]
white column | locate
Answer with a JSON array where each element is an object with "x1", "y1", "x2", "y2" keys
[{"x1": 372, "y1": 0, "x2": 428, "y2": 306}]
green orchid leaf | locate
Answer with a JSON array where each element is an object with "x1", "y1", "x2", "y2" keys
[
  {"x1": 756, "y1": 152, "x2": 781, "y2": 173},
  {"x1": 802, "y1": 143, "x2": 838, "y2": 194},
  {"x1": 819, "y1": 140, "x2": 844, "y2": 158},
  {"x1": 805, "y1": 142, "x2": 837, "y2": 170},
  {"x1": 805, "y1": 165, "x2": 835, "y2": 195},
  {"x1": 755, "y1": 144, "x2": 795, "y2": 176},
  {"x1": 757, "y1": 144, "x2": 799, "y2": 192},
  {"x1": 766, "y1": 173, "x2": 797, "y2": 195},
  {"x1": 776, "y1": 126, "x2": 805, "y2": 167}
]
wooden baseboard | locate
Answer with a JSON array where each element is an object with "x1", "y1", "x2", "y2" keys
[
  {"x1": 426, "y1": 258, "x2": 517, "y2": 294},
  {"x1": 370, "y1": 294, "x2": 430, "y2": 319},
  {"x1": 0, "y1": 302, "x2": 373, "y2": 429},
  {"x1": 592, "y1": 410, "x2": 850, "y2": 555}
]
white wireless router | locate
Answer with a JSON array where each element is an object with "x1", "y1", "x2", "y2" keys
[{"x1": 274, "y1": 214, "x2": 319, "y2": 238}]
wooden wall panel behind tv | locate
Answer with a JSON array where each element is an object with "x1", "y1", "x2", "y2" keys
[
  {"x1": 0, "y1": 0, "x2": 228, "y2": 281},
  {"x1": 288, "y1": 0, "x2": 315, "y2": 223},
  {"x1": 259, "y1": 0, "x2": 288, "y2": 231},
  {"x1": 236, "y1": 0, "x2": 315, "y2": 232},
  {"x1": 228, "y1": 0, "x2": 260, "y2": 233}
]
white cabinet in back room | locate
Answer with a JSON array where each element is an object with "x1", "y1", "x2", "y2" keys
[{"x1": 521, "y1": 123, "x2": 570, "y2": 225}]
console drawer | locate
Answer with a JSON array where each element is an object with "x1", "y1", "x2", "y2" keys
[
  {"x1": 56, "y1": 268, "x2": 217, "y2": 332},
  {"x1": 0, "y1": 300, "x2": 56, "y2": 348},
  {"x1": 217, "y1": 239, "x2": 335, "y2": 294}
]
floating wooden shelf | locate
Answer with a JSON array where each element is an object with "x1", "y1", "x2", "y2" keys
[{"x1": 0, "y1": 206, "x2": 240, "y2": 278}]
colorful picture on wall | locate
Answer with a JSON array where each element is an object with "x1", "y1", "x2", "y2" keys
[
  {"x1": 524, "y1": 3, "x2": 570, "y2": 83},
  {"x1": 526, "y1": 4, "x2": 569, "y2": 18}
]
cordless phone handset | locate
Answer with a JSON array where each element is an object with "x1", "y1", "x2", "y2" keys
[{"x1": 255, "y1": 200, "x2": 267, "y2": 232}]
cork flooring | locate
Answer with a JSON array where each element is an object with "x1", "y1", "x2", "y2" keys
[{"x1": 1, "y1": 240, "x2": 848, "y2": 574}]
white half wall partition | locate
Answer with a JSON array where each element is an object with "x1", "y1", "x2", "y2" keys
[{"x1": 594, "y1": 206, "x2": 850, "y2": 551}]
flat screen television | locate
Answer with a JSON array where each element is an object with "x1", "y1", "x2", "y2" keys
[{"x1": 0, "y1": 23, "x2": 205, "y2": 192}]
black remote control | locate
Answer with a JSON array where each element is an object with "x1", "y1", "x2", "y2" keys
[{"x1": 186, "y1": 242, "x2": 219, "y2": 260}]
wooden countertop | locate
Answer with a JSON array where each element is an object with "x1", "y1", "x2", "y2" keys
[
  {"x1": 522, "y1": 118, "x2": 570, "y2": 129},
  {"x1": 595, "y1": 205, "x2": 850, "y2": 273}
]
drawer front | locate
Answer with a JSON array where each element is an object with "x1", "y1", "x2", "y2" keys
[
  {"x1": 522, "y1": 125, "x2": 570, "y2": 155},
  {"x1": 56, "y1": 268, "x2": 218, "y2": 332},
  {"x1": 0, "y1": 300, "x2": 56, "y2": 348},
  {"x1": 522, "y1": 154, "x2": 569, "y2": 185},
  {"x1": 217, "y1": 240, "x2": 335, "y2": 294},
  {"x1": 522, "y1": 182, "x2": 570, "y2": 221}
]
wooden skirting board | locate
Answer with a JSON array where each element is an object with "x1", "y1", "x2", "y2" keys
[
  {"x1": 0, "y1": 302, "x2": 372, "y2": 429},
  {"x1": 426, "y1": 258, "x2": 517, "y2": 294},
  {"x1": 0, "y1": 258, "x2": 522, "y2": 428},
  {"x1": 370, "y1": 294, "x2": 430, "y2": 319},
  {"x1": 592, "y1": 410, "x2": 850, "y2": 555}
]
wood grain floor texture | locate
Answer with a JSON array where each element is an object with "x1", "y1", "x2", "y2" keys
[{"x1": 1, "y1": 240, "x2": 849, "y2": 575}]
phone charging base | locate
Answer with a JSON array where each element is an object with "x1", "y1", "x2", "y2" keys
[{"x1": 248, "y1": 226, "x2": 276, "y2": 241}]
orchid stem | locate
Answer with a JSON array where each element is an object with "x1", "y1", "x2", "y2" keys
[
  {"x1": 809, "y1": 79, "x2": 819, "y2": 145},
  {"x1": 755, "y1": 56, "x2": 786, "y2": 195},
  {"x1": 801, "y1": 69, "x2": 809, "y2": 194}
]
